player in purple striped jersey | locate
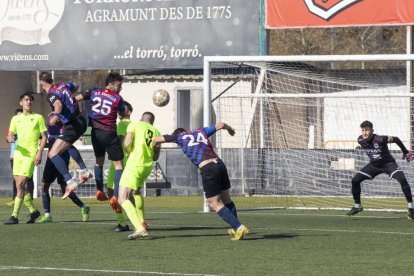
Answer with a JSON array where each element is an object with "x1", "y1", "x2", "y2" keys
[
  {"x1": 39, "y1": 72, "x2": 91, "y2": 199},
  {"x1": 37, "y1": 114, "x2": 90, "y2": 223},
  {"x1": 153, "y1": 122, "x2": 249, "y2": 240},
  {"x1": 75, "y1": 72, "x2": 126, "y2": 212}
]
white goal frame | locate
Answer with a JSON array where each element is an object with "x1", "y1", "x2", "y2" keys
[{"x1": 202, "y1": 54, "x2": 414, "y2": 213}]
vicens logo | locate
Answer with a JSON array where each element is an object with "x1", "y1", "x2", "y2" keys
[
  {"x1": 304, "y1": 0, "x2": 363, "y2": 21},
  {"x1": 0, "y1": 0, "x2": 65, "y2": 45}
]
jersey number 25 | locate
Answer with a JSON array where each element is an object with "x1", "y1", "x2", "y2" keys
[{"x1": 92, "y1": 98, "x2": 113, "y2": 116}]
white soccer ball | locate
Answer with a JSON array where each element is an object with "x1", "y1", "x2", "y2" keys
[{"x1": 152, "y1": 89, "x2": 170, "y2": 107}]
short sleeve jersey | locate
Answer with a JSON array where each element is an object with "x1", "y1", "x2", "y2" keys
[
  {"x1": 358, "y1": 134, "x2": 395, "y2": 166},
  {"x1": 47, "y1": 82, "x2": 80, "y2": 124},
  {"x1": 82, "y1": 88, "x2": 125, "y2": 132},
  {"x1": 9, "y1": 113, "x2": 46, "y2": 155},
  {"x1": 126, "y1": 121, "x2": 160, "y2": 167},
  {"x1": 174, "y1": 125, "x2": 218, "y2": 166}
]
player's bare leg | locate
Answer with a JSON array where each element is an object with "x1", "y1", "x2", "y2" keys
[{"x1": 119, "y1": 186, "x2": 147, "y2": 240}]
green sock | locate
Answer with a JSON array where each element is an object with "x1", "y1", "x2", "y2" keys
[
  {"x1": 115, "y1": 211, "x2": 127, "y2": 227},
  {"x1": 133, "y1": 194, "x2": 145, "y2": 222},
  {"x1": 12, "y1": 197, "x2": 24, "y2": 217},
  {"x1": 121, "y1": 200, "x2": 144, "y2": 231},
  {"x1": 23, "y1": 193, "x2": 37, "y2": 213}
]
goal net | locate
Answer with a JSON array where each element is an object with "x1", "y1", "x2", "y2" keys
[{"x1": 203, "y1": 55, "x2": 414, "y2": 211}]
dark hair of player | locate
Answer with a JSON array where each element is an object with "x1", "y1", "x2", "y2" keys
[
  {"x1": 172, "y1": 128, "x2": 186, "y2": 140},
  {"x1": 124, "y1": 101, "x2": 133, "y2": 113},
  {"x1": 142, "y1": 111, "x2": 155, "y2": 124},
  {"x1": 39, "y1": 72, "x2": 53, "y2": 84},
  {"x1": 360, "y1": 120, "x2": 373, "y2": 129},
  {"x1": 105, "y1": 72, "x2": 123, "y2": 86},
  {"x1": 14, "y1": 108, "x2": 23, "y2": 115},
  {"x1": 20, "y1": 92, "x2": 34, "y2": 101}
]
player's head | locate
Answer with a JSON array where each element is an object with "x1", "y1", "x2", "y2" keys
[
  {"x1": 105, "y1": 72, "x2": 123, "y2": 93},
  {"x1": 141, "y1": 111, "x2": 155, "y2": 125},
  {"x1": 125, "y1": 101, "x2": 133, "y2": 115},
  {"x1": 14, "y1": 108, "x2": 23, "y2": 115},
  {"x1": 360, "y1": 120, "x2": 374, "y2": 140},
  {"x1": 119, "y1": 101, "x2": 132, "y2": 120},
  {"x1": 39, "y1": 72, "x2": 54, "y2": 92},
  {"x1": 172, "y1": 128, "x2": 186, "y2": 141},
  {"x1": 19, "y1": 92, "x2": 34, "y2": 111}
]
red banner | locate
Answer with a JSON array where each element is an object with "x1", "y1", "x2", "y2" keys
[{"x1": 266, "y1": 0, "x2": 414, "y2": 28}]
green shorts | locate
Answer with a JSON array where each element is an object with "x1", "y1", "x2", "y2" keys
[
  {"x1": 13, "y1": 149, "x2": 36, "y2": 178},
  {"x1": 106, "y1": 157, "x2": 127, "y2": 190},
  {"x1": 119, "y1": 165, "x2": 152, "y2": 191}
]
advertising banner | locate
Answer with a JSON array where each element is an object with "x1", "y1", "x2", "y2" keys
[
  {"x1": 0, "y1": 0, "x2": 259, "y2": 70},
  {"x1": 266, "y1": 0, "x2": 414, "y2": 29}
]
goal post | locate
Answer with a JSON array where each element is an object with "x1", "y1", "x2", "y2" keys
[{"x1": 203, "y1": 54, "x2": 414, "y2": 212}]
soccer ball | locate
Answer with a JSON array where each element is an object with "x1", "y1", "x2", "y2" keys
[{"x1": 152, "y1": 89, "x2": 170, "y2": 107}]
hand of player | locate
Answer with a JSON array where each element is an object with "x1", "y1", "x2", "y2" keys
[
  {"x1": 227, "y1": 126, "x2": 235, "y2": 136},
  {"x1": 6, "y1": 132, "x2": 15, "y2": 143},
  {"x1": 34, "y1": 152, "x2": 42, "y2": 166},
  {"x1": 403, "y1": 150, "x2": 414, "y2": 162}
]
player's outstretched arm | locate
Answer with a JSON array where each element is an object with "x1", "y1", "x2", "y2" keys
[
  {"x1": 389, "y1": 136, "x2": 413, "y2": 161},
  {"x1": 153, "y1": 136, "x2": 166, "y2": 145},
  {"x1": 215, "y1": 122, "x2": 235, "y2": 136}
]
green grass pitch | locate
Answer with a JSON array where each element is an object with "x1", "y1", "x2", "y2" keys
[{"x1": 0, "y1": 196, "x2": 413, "y2": 275}]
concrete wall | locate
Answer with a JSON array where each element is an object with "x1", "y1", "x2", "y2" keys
[{"x1": 0, "y1": 71, "x2": 34, "y2": 149}]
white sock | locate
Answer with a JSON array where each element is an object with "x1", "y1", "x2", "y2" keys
[
  {"x1": 408, "y1": 202, "x2": 413, "y2": 209},
  {"x1": 355, "y1": 203, "x2": 361, "y2": 208}
]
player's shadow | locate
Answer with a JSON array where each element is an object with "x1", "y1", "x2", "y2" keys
[
  {"x1": 153, "y1": 226, "x2": 226, "y2": 232},
  {"x1": 246, "y1": 233, "x2": 307, "y2": 241}
]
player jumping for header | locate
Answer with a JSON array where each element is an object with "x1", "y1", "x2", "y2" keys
[
  {"x1": 347, "y1": 120, "x2": 414, "y2": 220},
  {"x1": 39, "y1": 73, "x2": 91, "y2": 199},
  {"x1": 153, "y1": 122, "x2": 249, "y2": 240}
]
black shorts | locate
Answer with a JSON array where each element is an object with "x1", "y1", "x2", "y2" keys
[
  {"x1": 42, "y1": 153, "x2": 69, "y2": 185},
  {"x1": 199, "y1": 159, "x2": 231, "y2": 198},
  {"x1": 59, "y1": 116, "x2": 87, "y2": 143},
  {"x1": 357, "y1": 162, "x2": 402, "y2": 179},
  {"x1": 91, "y1": 128, "x2": 124, "y2": 161}
]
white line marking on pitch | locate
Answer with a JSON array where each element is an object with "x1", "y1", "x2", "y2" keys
[{"x1": 0, "y1": 265, "x2": 220, "y2": 276}]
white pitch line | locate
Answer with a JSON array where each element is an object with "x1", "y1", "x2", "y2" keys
[{"x1": 0, "y1": 265, "x2": 220, "y2": 276}]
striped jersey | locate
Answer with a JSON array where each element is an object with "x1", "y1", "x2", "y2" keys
[
  {"x1": 174, "y1": 125, "x2": 218, "y2": 166},
  {"x1": 82, "y1": 88, "x2": 125, "y2": 132},
  {"x1": 47, "y1": 82, "x2": 80, "y2": 124},
  {"x1": 46, "y1": 123, "x2": 63, "y2": 149}
]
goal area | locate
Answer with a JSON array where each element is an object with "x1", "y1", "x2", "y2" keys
[{"x1": 203, "y1": 55, "x2": 414, "y2": 212}]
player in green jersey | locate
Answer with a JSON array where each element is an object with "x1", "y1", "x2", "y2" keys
[
  {"x1": 5, "y1": 93, "x2": 47, "y2": 225},
  {"x1": 118, "y1": 112, "x2": 161, "y2": 240},
  {"x1": 106, "y1": 101, "x2": 132, "y2": 231}
]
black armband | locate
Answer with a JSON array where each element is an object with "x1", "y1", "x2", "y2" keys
[
  {"x1": 393, "y1": 137, "x2": 409, "y2": 155},
  {"x1": 163, "y1": 134, "x2": 176, "y2": 143},
  {"x1": 80, "y1": 90, "x2": 91, "y2": 100}
]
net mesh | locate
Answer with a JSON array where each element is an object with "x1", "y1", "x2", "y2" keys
[{"x1": 208, "y1": 59, "x2": 414, "y2": 210}]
